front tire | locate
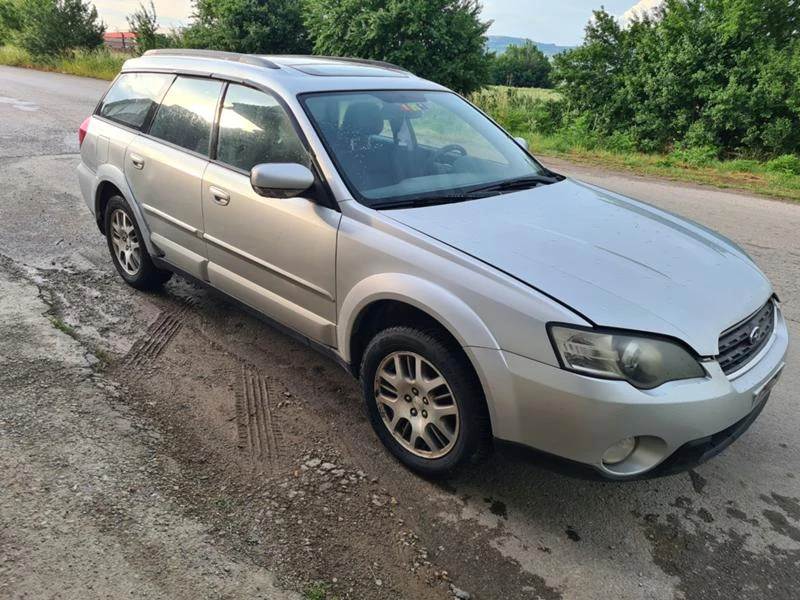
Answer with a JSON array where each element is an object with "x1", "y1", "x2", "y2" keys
[
  {"x1": 104, "y1": 195, "x2": 171, "y2": 290},
  {"x1": 360, "y1": 327, "x2": 490, "y2": 476}
]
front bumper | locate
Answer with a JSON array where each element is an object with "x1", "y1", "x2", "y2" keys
[{"x1": 471, "y1": 305, "x2": 789, "y2": 479}]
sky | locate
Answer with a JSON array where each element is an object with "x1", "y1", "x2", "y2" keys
[{"x1": 95, "y1": 0, "x2": 655, "y2": 47}]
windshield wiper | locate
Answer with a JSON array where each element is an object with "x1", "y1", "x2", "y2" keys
[
  {"x1": 371, "y1": 174, "x2": 559, "y2": 210},
  {"x1": 466, "y1": 174, "x2": 559, "y2": 194},
  {"x1": 372, "y1": 192, "x2": 491, "y2": 210}
]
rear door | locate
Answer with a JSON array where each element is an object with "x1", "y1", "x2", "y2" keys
[
  {"x1": 201, "y1": 83, "x2": 340, "y2": 346},
  {"x1": 124, "y1": 76, "x2": 223, "y2": 277}
]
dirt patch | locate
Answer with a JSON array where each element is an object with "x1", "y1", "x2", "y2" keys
[{"x1": 643, "y1": 512, "x2": 800, "y2": 600}]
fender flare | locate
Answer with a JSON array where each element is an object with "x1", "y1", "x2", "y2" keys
[
  {"x1": 338, "y1": 273, "x2": 500, "y2": 364},
  {"x1": 93, "y1": 163, "x2": 160, "y2": 257}
]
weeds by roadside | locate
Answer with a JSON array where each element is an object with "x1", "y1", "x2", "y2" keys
[
  {"x1": 0, "y1": 45, "x2": 124, "y2": 80},
  {"x1": 303, "y1": 581, "x2": 338, "y2": 600},
  {"x1": 470, "y1": 86, "x2": 800, "y2": 202},
  {"x1": 51, "y1": 317, "x2": 114, "y2": 372},
  {"x1": 92, "y1": 347, "x2": 112, "y2": 372},
  {"x1": 51, "y1": 317, "x2": 77, "y2": 338}
]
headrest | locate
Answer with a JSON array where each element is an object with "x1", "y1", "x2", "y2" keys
[{"x1": 341, "y1": 102, "x2": 384, "y2": 137}]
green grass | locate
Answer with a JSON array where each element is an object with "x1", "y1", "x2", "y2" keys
[
  {"x1": 303, "y1": 581, "x2": 339, "y2": 600},
  {"x1": 0, "y1": 45, "x2": 124, "y2": 80},
  {"x1": 51, "y1": 318, "x2": 77, "y2": 339},
  {"x1": 523, "y1": 136, "x2": 800, "y2": 202},
  {"x1": 471, "y1": 85, "x2": 800, "y2": 202},
  {"x1": 478, "y1": 84, "x2": 562, "y2": 101}
]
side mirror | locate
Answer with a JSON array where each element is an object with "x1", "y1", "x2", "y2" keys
[
  {"x1": 250, "y1": 163, "x2": 314, "y2": 198},
  {"x1": 514, "y1": 137, "x2": 529, "y2": 150}
]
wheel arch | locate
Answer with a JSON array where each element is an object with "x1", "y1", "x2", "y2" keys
[
  {"x1": 92, "y1": 164, "x2": 160, "y2": 256},
  {"x1": 340, "y1": 274, "x2": 500, "y2": 375},
  {"x1": 341, "y1": 275, "x2": 501, "y2": 439}
]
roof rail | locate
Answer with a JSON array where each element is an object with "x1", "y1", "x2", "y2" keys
[
  {"x1": 277, "y1": 55, "x2": 411, "y2": 73},
  {"x1": 143, "y1": 49, "x2": 280, "y2": 69}
]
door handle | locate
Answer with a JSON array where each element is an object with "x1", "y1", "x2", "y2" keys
[
  {"x1": 130, "y1": 153, "x2": 145, "y2": 170},
  {"x1": 210, "y1": 186, "x2": 231, "y2": 206}
]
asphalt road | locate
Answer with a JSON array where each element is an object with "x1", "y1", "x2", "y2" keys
[{"x1": 1, "y1": 65, "x2": 798, "y2": 600}]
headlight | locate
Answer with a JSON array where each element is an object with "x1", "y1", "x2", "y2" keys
[{"x1": 548, "y1": 325, "x2": 706, "y2": 390}]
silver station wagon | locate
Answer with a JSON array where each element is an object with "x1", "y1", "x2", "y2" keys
[{"x1": 78, "y1": 50, "x2": 788, "y2": 479}]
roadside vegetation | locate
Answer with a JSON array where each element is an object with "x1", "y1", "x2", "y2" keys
[
  {"x1": 1, "y1": 0, "x2": 798, "y2": 200},
  {"x1": 0, "y1": 44, "x2": 123, "y2": 79},
  {"x1": 471, "y1": 86, "x2": 800, "y2": 202}
]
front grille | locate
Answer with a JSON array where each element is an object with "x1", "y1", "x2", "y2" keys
[{"x1": 717, "y1": 300, "x2": 775, "y2": 375}]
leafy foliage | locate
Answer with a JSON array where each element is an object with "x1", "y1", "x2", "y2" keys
[
  {"x1": 552, "y1": 0, "x2": 800, "y2": 158},
  {"x1": 126, "y1": 1, "x2": 171, "y2": 55},
  {"x1": 0, "y1": 0, "x2": 21, "y2": 45},
  {"x1": 183, "y1": 0, "x2": 311, "y2": 54},
  {"x1": 490, "y1": 41, "x2": 552, "y2": 88},
  {"x1": 13, "y1": 0, "x2": 104, "y2": 57},
  {"x1": 304, "y1": 0, "x2": 492, "y2": 95}
]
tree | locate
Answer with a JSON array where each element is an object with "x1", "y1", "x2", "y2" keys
[
  {"x1": 15, "y1": 0, "x2": 104, "y2": 57},
  {"x1": 183, "y1": 0, "x2": 311, "y2": 55},
  {"x1": 0, "y1": 0, "x2": 21, "y2": 45},
  {"x1": 491, "y1": 41, "x2": 552, "y2": 88},
  {"x1": 304, "y1": 0, "x2": 492, "y2": 95},
  {"x1": 127, "y1": 1, "x2": 162, "y2": 55},
  {"x1": 552, "y1": 1, "x2": 800, "y2": 157}
]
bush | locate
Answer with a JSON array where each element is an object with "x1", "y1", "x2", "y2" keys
[
  {"x1": 552, "y1": 2, "x2": 800, "y2": 159},
  {"x1": 15, "y1": 0, "x2": 104, "y2": 57},
  {"x1": 668, "y1": 146, "x2": 720, "y2": 166},
  {"x1": 766, "y1": 154, "x2": 800, "y2": 176},
  {"x1": 605, "y1": 132, "x2": 637, "y2": 154}
]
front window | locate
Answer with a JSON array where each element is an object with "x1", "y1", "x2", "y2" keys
[
  {"x1": 301, "y1": 90, "x2": 551, "y2": 208},
  {"x1": 217, "y1": 84, "x2": 310, "y2": 172}
]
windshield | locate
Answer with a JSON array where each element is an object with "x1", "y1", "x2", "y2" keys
[{"x1": 300, "y1": 90, "x2": 552, "y2": 208}]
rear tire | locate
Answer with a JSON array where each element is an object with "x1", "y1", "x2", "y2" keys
[
  {"x1": 104, "y1": 195, "x2": 171, "y2": 290},
  {"x1": 360, "y1": 326, "x2": 491, "y2": 476}
]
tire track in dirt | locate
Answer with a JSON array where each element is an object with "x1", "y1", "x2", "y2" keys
[
  {"x1": 236, "y1": 365, "x2": 283, "y2": 467},
  {"x1": 123, "y1": 299, "x2": 196, "y2": 369}
]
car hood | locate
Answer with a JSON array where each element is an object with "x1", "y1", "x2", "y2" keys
[{"x1": 386, "y1": 179, "x2": 772, "y2": 356}]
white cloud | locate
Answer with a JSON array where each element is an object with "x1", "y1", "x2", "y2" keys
[{"x1": 620, "y1": 0, "x2": 663, "y2": 24}]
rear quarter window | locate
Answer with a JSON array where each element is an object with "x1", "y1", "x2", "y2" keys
[{"x1": 97, "y1": 72, "x2": 174, "y2": 130}]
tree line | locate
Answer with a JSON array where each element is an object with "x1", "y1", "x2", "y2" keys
[
  {"x1": 550, "y1": 0, "x2": 800, "y2": 160},
  {"x1": 1, "y1": 0, "x2": 797, "y2": 161},
  {"x1": 0, "y1": 0, "x2": 550, "y2": 94}
]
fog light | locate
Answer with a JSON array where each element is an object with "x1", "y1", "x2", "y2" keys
[{"x1": 602, "y1": 437, "x2": 638, "y2": 465}]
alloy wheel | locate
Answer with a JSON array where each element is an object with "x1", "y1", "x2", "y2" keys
[
  {"x1": 110, "y1": 209, "x2": 141, "y2": 276},
  {"x1": 373, "y1": 351, "x2": 460, "y2": 459}
]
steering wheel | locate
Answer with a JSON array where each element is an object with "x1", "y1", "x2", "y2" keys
[{"x1": 431, "y1": 144, "x2": 468, "y2": 166}]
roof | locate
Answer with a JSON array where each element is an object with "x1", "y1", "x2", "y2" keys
[
  {"x1": 104, "y1": 32, "x2": 137, "y2": 39},
  {"x1": 123, "y1": 50, "x2": 446, "y2": 96}
]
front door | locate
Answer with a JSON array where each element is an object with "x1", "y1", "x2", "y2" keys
[{"x1": 202, "y1": 84, "x2": 340, "y2": 346}]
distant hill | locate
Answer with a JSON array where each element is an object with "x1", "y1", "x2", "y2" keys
[{"x1": 487, "y1": 35, "x2": 574, "y2": 57}]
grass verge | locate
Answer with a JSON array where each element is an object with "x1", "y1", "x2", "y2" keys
[
  {"x1": 524, "y1": 137, "x2": 800, "y2": 202},
  {"x1": 0, "y1": 45, "x2": 123, "y2": 80},
  {"x1": 471, "y1": 86, "x2": 800, "y2": 202}
]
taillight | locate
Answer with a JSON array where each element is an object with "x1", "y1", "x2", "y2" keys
[{"x1": 78, "y1": 116, "x2": 91, "y2": 147}]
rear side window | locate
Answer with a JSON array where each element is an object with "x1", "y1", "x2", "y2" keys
[
  {"x1": 148, "y1": 77, "x2": 223, "y2": 156},
  {"x1": 216, "y1": 84, "x2": 310, "y2": 172},
  {"x1": 97, "y1": 72, "x2": 173, "y2": 130}
]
